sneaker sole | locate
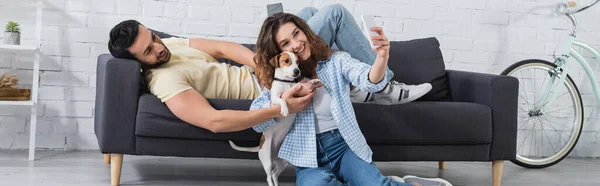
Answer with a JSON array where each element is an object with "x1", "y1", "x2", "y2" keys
[{"x1": 402, "y1": 175, "x2": 453, "y2": 186}]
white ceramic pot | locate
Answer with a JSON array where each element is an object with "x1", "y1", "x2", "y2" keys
[{"x1": 3, "y1": 32, "x2": 20, "y2": 45}]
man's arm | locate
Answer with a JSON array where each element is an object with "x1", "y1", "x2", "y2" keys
[
  {"x1": 165, "y1": 89, "x2": 280, "y2": 133},
  {"x1": 189, "y1": 38, "x2": 256, "y2": 69},
  {"x1": 165, "y1": 85, "x2": 314, "y2": 133}
]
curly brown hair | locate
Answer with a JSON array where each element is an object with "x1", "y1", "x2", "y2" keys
[{"x1": 254, "y1": 13, "x2": 332, "y2": 89}]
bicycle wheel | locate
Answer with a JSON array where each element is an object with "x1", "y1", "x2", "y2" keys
[{"x1": 501, "y1": 59, "x2": 584, "y2": 168}]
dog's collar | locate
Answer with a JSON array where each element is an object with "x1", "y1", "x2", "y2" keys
[{"x1": 273, "y1": 77, "x2": 301, "y2": 83}]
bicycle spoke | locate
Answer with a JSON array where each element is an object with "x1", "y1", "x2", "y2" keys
[
  {"x1": 542, "y1": 115, "x2": 575, "y2": 130},
  {"x1": 533, "y1": 69, "x2": 538, "y2": 103},
  {"x1": 540, "y1": 115, "x2": 572, "y2": 132},
  {"x1": 539, "y1": 116, "x2": 569, "y2": 148},
  {"x1": 517, "y1": 118, "x2": 536, "y2": 153},
  {"x1": 540, "y1": 117, "x2": 547, "y2": 157},
  {"x1": 519, "y1": 115, "x2": 530, "y2": 122},
  {"x1": 554, "y1": 91, "x2": 569, "y2": 100},
  {"x1": 518, "y1": 129, "x2": 534, "y2": 154},
  {"x1": 529, "y1": 117, "x2": 537, "y2": 157},
  {"x1": 541, "y1": 121, "x2": 560, "y2": 155},
  {"x1": 519, "y1": 95, "x2": 532, "y2": 109},
  {"x1": 545, "y1": 105, "x2": 575, "y2": 114},
  {"x1": 542, "y1": 91, "x2": 570, "y2": 108},
  {"x1": 518, "y1": 71, "x2": 533, "y2": 107},
  {"x1": 545, "y1": 131, "x2": 560, "y2": 155},
  {"x1": 540, "y1": 116, "x2": 544, "y2": 157},
  {"x1": 518, "y1": 117, "x2": 534, "y2": 130},
  {"x1": 519, "y1": 106, "x2": 529, "y2": 113}
]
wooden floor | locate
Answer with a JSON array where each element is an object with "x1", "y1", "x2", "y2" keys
[{"x1": 0, "y1": 150, "x2": 598, "y2": 186}]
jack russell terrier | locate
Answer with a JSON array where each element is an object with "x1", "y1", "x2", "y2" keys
[{"x1": 229, "y1": 51, "x2": 322, "y2": 186}]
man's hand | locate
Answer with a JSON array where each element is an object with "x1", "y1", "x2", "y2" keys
[{"x1": 280, "y1": 85, "x2": 316, "y2": 114}]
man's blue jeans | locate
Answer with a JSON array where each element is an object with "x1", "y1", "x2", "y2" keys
[
  {"x1": 295, "y1": 129, "x2": 411, "y2": 186},
  {"x1": 296, "y1": 4, "x2": 395, "y2": 81}
]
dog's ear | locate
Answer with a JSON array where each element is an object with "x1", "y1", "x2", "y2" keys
[{"x1": 269, "y1": 54, "x2": 280, "y2": 68}]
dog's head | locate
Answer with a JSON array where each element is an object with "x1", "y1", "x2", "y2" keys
[
  {"x1": 271, "y1": 51, "x2": 301, "y2": 80},
  {"x1": 255, "y1": 51, "x2": 302, "y2": 89}
]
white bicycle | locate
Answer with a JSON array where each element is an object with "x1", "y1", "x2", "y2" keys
[{"x1": 501, "y1": 0, "x2": 600, "y2": 168}]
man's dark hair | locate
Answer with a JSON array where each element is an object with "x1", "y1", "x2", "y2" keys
[{"x1": 108, "y1": 20, "x2": 142, "y2": 60}]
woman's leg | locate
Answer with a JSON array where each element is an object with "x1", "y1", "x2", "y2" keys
[
  {"x1": 295, "y1": 166, "x2": 345, "y2": 186},
  {"x1": 296, "y1": 7, "x2": 319, "y2": 22},
  {"x1": 303, "y1": 3, "x2": 394, "y2": 80},
  {"x1": 336, "y1": 147, "x2": 413, "y2": 186}
]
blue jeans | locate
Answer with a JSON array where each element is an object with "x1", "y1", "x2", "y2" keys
[
  {"x1": 296, "y1": 4, "x2": 394, "y2": 81},
  {"x1": 295, "y1": 129, "x2": 411, "y2": 186}
]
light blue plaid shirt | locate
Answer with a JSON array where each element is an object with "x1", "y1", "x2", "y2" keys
[{"x1": 250, "y1": 51, "x2": 389, "y2": 168}]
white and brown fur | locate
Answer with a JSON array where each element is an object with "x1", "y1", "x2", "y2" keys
[{"x1": 229, "y1": 51, "x2": 322, "y2": 186}]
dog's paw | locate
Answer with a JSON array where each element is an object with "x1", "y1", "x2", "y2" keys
[
  {"x1": 281, "y1": 104, "x2": 290, "y2": 117},
  {"x1": 309, "y1": 79, "x2": 322, "y2": 85},
  {"x1": 280, "y1": 106, "x2": 289, "y2": 117},
  {"x1": 308, "y1": 79, "x2": 323, "y2": 88}
]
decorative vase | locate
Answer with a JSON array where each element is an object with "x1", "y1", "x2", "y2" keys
[{"x1": 3, "y1": 32, "x2": 20, "y2": 45}]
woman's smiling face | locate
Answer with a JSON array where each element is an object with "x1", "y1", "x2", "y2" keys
[{"x1": 275, "y1": 22, "x2": 311, "y2": 61}]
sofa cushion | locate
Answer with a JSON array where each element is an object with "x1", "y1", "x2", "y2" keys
[
  {"x1": 136, "y1": 93, "x2": 491, "y2": 145},
  {"x1": 354, "y1": 101, "x2": 492, "y2": 145},
  {"x1": 135, "y1": 93, "x2": 262, "y2": 142},
  {"x1": 388, "y1": 37, "x2": 451, "y2": 101}
]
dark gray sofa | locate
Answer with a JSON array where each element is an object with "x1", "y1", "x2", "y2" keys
[{"x1": 95, "y1": 36, "x2": 518, "y2": 186}]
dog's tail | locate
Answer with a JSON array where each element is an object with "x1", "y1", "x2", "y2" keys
[{"x1": 228, "y1": 140, "x2": 259, "y2": 152}]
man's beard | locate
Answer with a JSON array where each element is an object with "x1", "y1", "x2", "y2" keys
[
  {"x1": 143, "y1": 59, "x2": 168, "y2": 69},
  {"x1": 142, "y1": 43, "x2": 170, "y2": 69}
]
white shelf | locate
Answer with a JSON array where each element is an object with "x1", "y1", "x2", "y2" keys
[
  {"x1": 2, "y1": 0, "x2": 42, "y2": 162},
  {"x1": 0, "y1": 44, "x2": 39, "y2": 53},
  {"x1": 0, "y1": 100, "x2": 34, "y2": 106}
]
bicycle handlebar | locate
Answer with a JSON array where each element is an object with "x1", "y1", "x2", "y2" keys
[
  {"x1": 558, "y1": 0, "x2": 600, "y2": 36},
  {"x1": 567, "y1": 0, "x2": 600, "y2": 14}
]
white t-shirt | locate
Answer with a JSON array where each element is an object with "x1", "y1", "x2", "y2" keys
[{"x1": 313, "y1": 87, "x2": 338, "y2": 133}]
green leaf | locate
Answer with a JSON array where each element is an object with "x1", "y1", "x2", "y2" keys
[{"x1": 5, "y1": 21, "x2": 20, "y2": 33}]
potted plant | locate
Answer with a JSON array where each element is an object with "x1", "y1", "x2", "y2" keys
[{"x1": 4, "y1": 21, "x2": 20, "y2": 45}]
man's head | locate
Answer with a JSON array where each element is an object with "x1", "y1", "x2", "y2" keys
[{"x1": 108, "y1": 20, "x2": 171, "y2": 70}]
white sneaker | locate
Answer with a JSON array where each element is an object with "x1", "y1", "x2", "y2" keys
[
  {"x1": 402, "y1": 175, "x2": 453, "y2": 186},
  {"x1": 350, "y1": 87, "x2": 374, "y2": 103},
  {"x1": 386, "y1": 175, "x2": 406, "y2": 183},
  {"x1": 373, "y1": 81, "x2": 432, "y2": 105}
]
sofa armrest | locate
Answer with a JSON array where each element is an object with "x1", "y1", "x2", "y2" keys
[
  {"x1": 446, "y1": 70, "x2": 518, "y2": 160},
  {"x1": 94, "y1": 54, "x2": 140, "y2": 154}
]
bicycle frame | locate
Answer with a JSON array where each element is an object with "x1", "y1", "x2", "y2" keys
[
  {"x1": 535, "y1": 36, "x2": 600, "y2": 112},
  {"x1": 532, "y1": 0, "x2": 600, "y2": 112}
]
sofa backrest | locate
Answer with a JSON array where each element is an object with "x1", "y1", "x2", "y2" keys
[{"x1": 388, "y1": 37, "x2": 450, "y2": 101}]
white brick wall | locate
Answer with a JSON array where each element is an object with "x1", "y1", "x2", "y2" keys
[{"x1": 1, "y1": 0, "x2": 600, "y2": 158}]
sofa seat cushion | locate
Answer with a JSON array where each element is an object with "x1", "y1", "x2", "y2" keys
[
  {"x1": 136, "y1": 92, "x2": 491, "y2": 146},
  {"x1": 354, "y1": 101, "x2": 492, "y2": 145},
  {"x1": 135, "y1": 93, "x2": 261, "y2": 142}
]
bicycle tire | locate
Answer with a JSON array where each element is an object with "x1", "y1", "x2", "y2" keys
[{"x1": 501, "y1": 59, "x2": 584, "y2": 169}]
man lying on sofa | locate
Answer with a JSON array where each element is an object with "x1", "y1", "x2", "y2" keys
[{"x1": 107, "y1": 15, "x2": 430, "y2": 133}]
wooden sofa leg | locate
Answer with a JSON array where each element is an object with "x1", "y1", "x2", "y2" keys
[
  {"x1": 438, "y1": 161, "x2": 445, "y2": 169},
  {"x1": 492, "y1": 160, "x2": 503, "y2": 186},
  {"x1": 111, "y1": 154, "x2": 124, "y2": 186},
  {"x1": 104, "y1": 154, "x2": 111, "y2": 164}
]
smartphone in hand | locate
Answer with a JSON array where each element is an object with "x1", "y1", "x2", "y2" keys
[{"x1": 361, "y1": 14, "x2": 381, "y2": 49}]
